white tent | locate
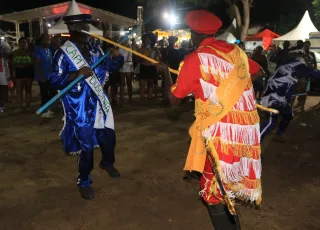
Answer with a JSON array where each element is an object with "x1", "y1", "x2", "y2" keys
[
  {"x1": 216, "y1": 19, "x2": 237, "y2": 43},
  {"x1": 274, "y1": 11, "x2": 318, "y2": 42},
  {"x1": 48, "y1": 0, "x2": 103, "y2": 36}
]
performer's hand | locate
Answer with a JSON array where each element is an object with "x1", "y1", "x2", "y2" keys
[{"x1": 78, "y1": 66, "x2": 93, "y2": 78}]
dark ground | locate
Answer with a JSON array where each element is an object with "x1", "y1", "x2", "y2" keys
[{"x1": 0, "y1": 86, "x2": 319, "y2": 230}]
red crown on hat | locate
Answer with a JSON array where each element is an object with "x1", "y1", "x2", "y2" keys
[{"x1": 185, "y1": 10, "x2": 222, "y2": 35}]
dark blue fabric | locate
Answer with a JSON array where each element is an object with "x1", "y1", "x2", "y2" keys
[
  {"x1": 261, "y1": 60, "x2": 320, "y2": 109},
  {"x1": 260, "y1": 105, "x2": 293, "y2": 142},
  {"x1": 260, "y1": 59, "x2": 320, "y2": 141},
  {"x1": 77, "y1": 128, "x2": 116, "y2": 187}
]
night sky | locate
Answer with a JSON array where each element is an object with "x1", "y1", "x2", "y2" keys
[{"x1": 0, "y1": 0, "x2": 316, "y2": 33}]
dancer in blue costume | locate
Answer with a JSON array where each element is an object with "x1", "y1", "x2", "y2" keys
[
  {"x1": 260, "y1": 50, "x2": 320, "y2": 142},
  {"x1": 49, "y1": 14, "x2": 124, "y2": 200}
]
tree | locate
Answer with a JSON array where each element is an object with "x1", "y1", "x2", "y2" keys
[
  {"x1": 136, "y1": 0, "x2": 254, "y2": 41},
  {"x1": 210, "y1": 0, "x2": 254, "y2": 41},
  {"x1": 312, "y1": 0, "x2": 320, "y2": 29}
]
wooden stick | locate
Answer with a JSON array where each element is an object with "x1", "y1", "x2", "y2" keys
[
  {"x1": 256, "y1": 104, "x2": 279, "y2": 114},
  {"x1": 82, "y1": 31, "x2": 179, "y2": 75},
  {"x1": 84, "y1": 31, "x2": 279, "y2": 114}
]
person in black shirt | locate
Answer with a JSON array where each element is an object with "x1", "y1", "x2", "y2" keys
[
  {"x1": 162, "y1": 36, "x2": 180, "y2": 83},
  {"x1": 292, "y1": 41, "x2": 318, "y2": 111},
  {"x1": 276, "y1": 40, "x2": 290, "y2": 69},
  {"x1": 251, "y1": 46, "x2": 269, "y2": 102}
]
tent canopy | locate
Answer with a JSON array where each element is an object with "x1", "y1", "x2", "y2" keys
[
  {"x1": 246, "y1": 29, "x2": 280, "y2": 41},
  {"x1": 48, "y1": 0, "x2": 102, "y2": 36},
  {"x1": 216, "y1": 19, "x2": 237, "y2": 43},
  {"x1": 246, "y1": 29, "x2": 280, "y2": 50},
  {"x1": 274, "y1": 11, "x2": 318, "y2": 42},
  {"x1": 0, "y1": 1, "x2": 136, "y2": 27}
]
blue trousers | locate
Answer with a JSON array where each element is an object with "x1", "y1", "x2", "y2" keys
[
  {"x1": 77, "y1": 128, "x2": 116, "y2": 187},
  {"x1": 260, "y1": 105, "x2": 293, "y2": 142}
]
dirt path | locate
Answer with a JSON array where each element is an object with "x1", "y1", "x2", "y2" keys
[{"x1": 0, "y1": 92, "x2": 319, "y2": 230}]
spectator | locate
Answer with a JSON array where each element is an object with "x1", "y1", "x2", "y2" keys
[
  {"x1": 105, "y1": 42, "x2": 121, "y2": 105},
  {"x1": 251, "y1": 46, "x2": 269, "y2": 102},
  {"x1": 33, "y1": 33, "x2": 55, "y2": 117},
  {"x1": 0, "y1": 40, "x2": 11, "y2": 113},
  {"x1": 118, "y1": 36, "x2": 133, "y2": 104},
  {"x1": 276, "y1": 40, "x2": 290, "y2": 69},
  {"x1": 179, "y1": 40, "x2": 191, "y2": 61},
  {"x1": 11, "y1": 37, "x2": 34, "y2": 111},
  {"x1": 137, "y1": 32, "x2": 160, "y2": 100},
  {"x1": 292, "y1": 41, "x2": 317, "y2": 112},
  {"x1": 50, "y1": 35, "x2": 61, "y2": 56},
  {"x1": 162, "y1": 36, "x2": 180, "y2": 83}
]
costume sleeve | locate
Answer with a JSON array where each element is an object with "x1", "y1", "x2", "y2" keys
[
  {"x1": 170, "y1": 54, "x2": 200, "y2": 98},
  {"x1": 295, "y1": 64, "x2": 320, "y2": 79},
  {"x1": 48, "y1": 50, "x2": 73, "y2": 90},
  {"x1": 308, "y1": 67, "x2": 320, "y2": 79},
  {"x1": 248, "y1": 58, "x2": 261, "y2": 75}
]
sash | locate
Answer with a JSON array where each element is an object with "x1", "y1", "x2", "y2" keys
[{"x1": 60, "y1": 40, "x2": 114, "y2": 130}]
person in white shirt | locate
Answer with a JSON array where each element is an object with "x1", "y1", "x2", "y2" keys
[
  {"x1": 119, "y1": 37, "x2": 134, "y2": 103},
  {"x1": 0, "y1": 39, "x2": 12, "y2": 113}
]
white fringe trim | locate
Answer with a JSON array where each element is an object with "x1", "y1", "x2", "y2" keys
[
  {"x1": 202, "y1": 122, "x2": 261, "y2": 145},
  {"x1": 200, "y1": 79, "x2": 219, "y2": 105},
  {"x1": 220, "y1": 157, "x2": 261, "y2": 183},
  {"x1": 198, "y1": 53, "x2": 234, "y2": 79},
  {"x1": 233, "y1": 87, "x2": 256, "y2": 111}
]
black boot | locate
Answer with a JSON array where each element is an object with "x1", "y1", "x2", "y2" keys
[
  {"x1": 207, "y1": 203, "x2": 238, "y2": 230},
  {"x1": 78, "y1": 186, "x2": 95, "y2": 200},
  {"x1": 99, "y1": 162, "x2": 121, "y2": 178}
]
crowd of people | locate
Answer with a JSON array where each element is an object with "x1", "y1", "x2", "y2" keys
[
  {"x1": 0, "y1": 32, "x2": 194, "y2": 114},
  {"x1": 4, "y1": 31, "x2": 316, "y2": 116},
  {"x1": 0, "y1": 34, "x2": 61, "y2": 115}
]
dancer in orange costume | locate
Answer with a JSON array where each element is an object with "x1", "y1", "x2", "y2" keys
[{"x1": 162, "y1": 10, "x2": 264, "y2": 229}]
